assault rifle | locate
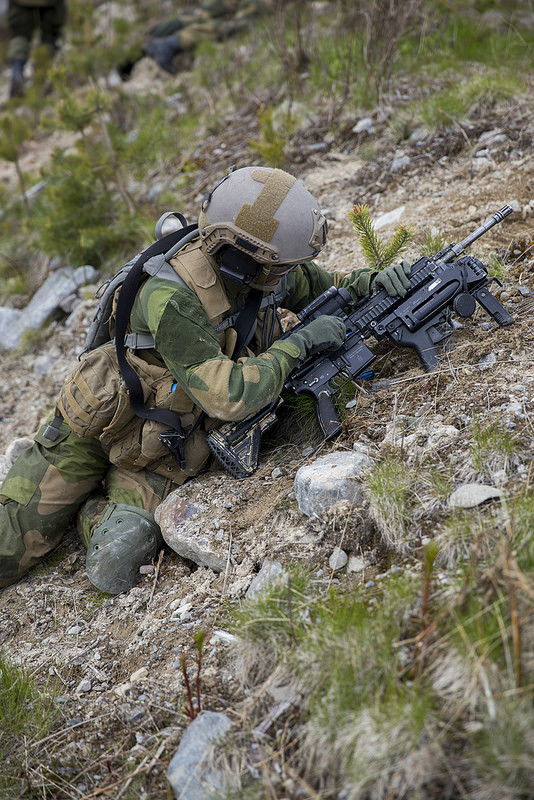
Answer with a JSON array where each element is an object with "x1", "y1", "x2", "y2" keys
[{"x1": 208, "y1": 205, "x2": 515, "y2": 478}]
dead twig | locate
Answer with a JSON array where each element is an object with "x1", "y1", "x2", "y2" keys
[{"x1": 148, "y1": 549, "x2": 165, "y2": 606}]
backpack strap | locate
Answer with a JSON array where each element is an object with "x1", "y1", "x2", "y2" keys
[{"x1": 114, "y1": 224, "x2": 199, "y2": 468}]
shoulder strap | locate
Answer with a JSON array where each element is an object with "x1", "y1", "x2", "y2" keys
[
  {"x1": 231, "y1": 289, "x2": 263, "y2": 359},
  {"x1": 114, "y1": 224, "x2": 198, "y2": 467}
]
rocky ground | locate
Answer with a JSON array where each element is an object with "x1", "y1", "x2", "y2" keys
[{"x1": 0, "y1": 63, "x2": 533, "y2": 798}]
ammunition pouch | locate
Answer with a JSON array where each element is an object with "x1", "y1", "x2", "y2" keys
[{"x1": 57, "y1": 342, "x2": 211, "y2": 483}]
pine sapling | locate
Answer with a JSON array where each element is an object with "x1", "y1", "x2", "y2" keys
[
  {"x1": 0, "y1": 114, "x2": 31, "y2": 211},
  {"x1": 348, "y1": 203, "x2": 414, "y2": 270}
]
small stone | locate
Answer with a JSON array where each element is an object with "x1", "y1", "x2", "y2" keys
[
  {"x1": 210, "y1": 630, "x2": 237, "y2": 645},
  {"x1": 130, "y1": 667, "x2": 149, "y2": 683},
  {"x1": 139, "y1": 564, "x2": 154, "y2": 575},
  {"x1": 295, "y1": 450, "x2": 373, "y2": 518},
  {"x1": 247, "y1": 559, "x2": 285, "y2": 598},
  {"x1": 352, "y1": 117, "x2": 374, "y2": 134},
  {"x1": 390, "y1": 155, "x2": 411, "y2": 172},
  {"x1": 374, "y1": 206, "x2": 405, "y2": 230},
  {"x1": 477, "y1": 352, "x2": 496, "y2": 370},
  {"x1": 76, "y1": 679, "x2": 92, "y2": 693},
  {"x1": 329, "y1": 547, "x2": 348, "y2": 572},
  {"x1": 5, "y1": 437, "x2": 33, "y2": 463},
  {"x1": 347, "y1": 556, "x2": 368, "y2": 573},
  {"x1": 271, "y1": 467, "x2": 283, "y2": 479},
  {"x1": 67, "y1": 625, "x2": 83, "y2": 635},
  {"x1": 166, "y1": 712, "x2": 235, "y2": 799},
  {"x1": 449, "y1": 483, "x2": 503, "y2": 508}
]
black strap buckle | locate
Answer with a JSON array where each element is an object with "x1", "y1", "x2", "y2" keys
[
  {"x1": 43, "y1": 414, "x2": 64, "y2": 442},
  {"x1": 159, "y1": 429, "x2": 187, "y2": 470}
]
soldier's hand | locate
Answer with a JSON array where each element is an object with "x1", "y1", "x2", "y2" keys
[
  {"x1": 373, "y1": 260, "x2": 411, "y2": 297},
  {"x1": 286, "y1": 315, "x2": 346, "y2": 359}
]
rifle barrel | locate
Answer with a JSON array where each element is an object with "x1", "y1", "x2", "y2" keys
[{"x1": 446, "y1": 205, "x2": 514, "y2": 261}]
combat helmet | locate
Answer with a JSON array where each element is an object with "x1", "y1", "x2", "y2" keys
[{"x1": 198, "y1": 166, "x2": 328, "y2": 288}]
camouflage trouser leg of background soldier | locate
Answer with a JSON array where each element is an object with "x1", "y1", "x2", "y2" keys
[
  {"x1": 7, "y1": 0, "x2": 67, "y2": 61},
  {"x1": 0, "y1": 420, "x2": 175, "y2": 587}
]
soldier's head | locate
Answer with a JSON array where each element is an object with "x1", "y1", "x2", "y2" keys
[{"x1": 198, "y1": 165, "x2": 328, "y2": 290}]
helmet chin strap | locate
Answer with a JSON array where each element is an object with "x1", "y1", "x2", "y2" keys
[{"x1": 218, "y1": 245, "x2": 264, "y2": 286}]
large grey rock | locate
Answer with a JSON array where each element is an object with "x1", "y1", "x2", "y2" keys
[
  {"x1": 294, "y1": 449, "x2": 373, "y2": 518},
  {"x1": 0, "y1": 266, "x2": 98, "y2": 351},
  {"x1": 155, "y1": 494, "x2": 228, "y2": 571},
  {"x1": 166, "y1": 711, "x2": 234, "y2": 800}
]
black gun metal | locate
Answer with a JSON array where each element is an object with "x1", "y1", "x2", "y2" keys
[{"x1": 208, "y1": 205, "x2": 514, "y2": 477}]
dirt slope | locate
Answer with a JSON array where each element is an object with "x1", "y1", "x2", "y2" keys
[{"x1": 0, "y1": 94, "x2": 533, "y2": 798}]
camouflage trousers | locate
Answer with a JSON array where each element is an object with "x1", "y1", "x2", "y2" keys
[
  {"x1": 148, "y1": 0, "x2": 271, "y2": 50},
  {"x1": 8, "y1": 0, "x2": 66, "y2": 61},
  {"x1": 0, "y1": 419, "x2": 175, "y2": 588}
]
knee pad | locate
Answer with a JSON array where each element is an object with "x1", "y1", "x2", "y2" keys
[{"x1": 85, "y1": 503, "x2": 163, "y2": 595}]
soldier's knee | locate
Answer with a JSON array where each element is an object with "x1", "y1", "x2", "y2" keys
[{"x1": 85, "y1": 503, "x2": 163, "y2": 595}]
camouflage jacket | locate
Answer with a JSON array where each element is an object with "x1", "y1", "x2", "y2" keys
[{"x1": 128, "y1": 248, "x2": 375, "y2": 423}]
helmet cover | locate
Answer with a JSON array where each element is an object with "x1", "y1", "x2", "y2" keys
[{"x1": 198, "y1": 166, "x2": 328, "y2": 285}]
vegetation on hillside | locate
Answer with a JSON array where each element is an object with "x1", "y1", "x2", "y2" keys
[
  {"x1": 0, "y1": 0, "x2": 531, "y2": 283},
  {"x1": 0, "y1": 1, "x2": 532, "y2": 797}
]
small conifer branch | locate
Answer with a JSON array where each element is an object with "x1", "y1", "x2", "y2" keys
[
  {"x1": 348, "y1": 203, "x2": 386, "y2": 269},
  {"x1": 383, "y1": 225, "x2": 415, "y2": 269},
  {"x1": 349, "y1": 205, "x2": 415, "y2": 271}
]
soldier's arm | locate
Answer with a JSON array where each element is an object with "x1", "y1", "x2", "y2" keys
[
  {"x1": 284, "y1": 261, "x2": 376, "y2": 313},
  {"x1": 135, "y1": 279, "x2": 303, "y2": 422}
]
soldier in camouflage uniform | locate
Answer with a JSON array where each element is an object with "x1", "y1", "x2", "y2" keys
[
  {"x1": 0, "y1": 166, "x2": 411, "y2": 594},
  {"x1": 145, "y1": 0, "x2": 273, "y2": 74},
  {"x1": 7, "y1": 0, "x2": 66, "y2": 97}
]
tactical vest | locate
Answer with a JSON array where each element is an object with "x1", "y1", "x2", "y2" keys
[
  {"x1": 57, "y1": 233, "x2": 286, "y2": 484},
  {"x1": 84, "y1": 234, "x2": 286, "y2": 356}
]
